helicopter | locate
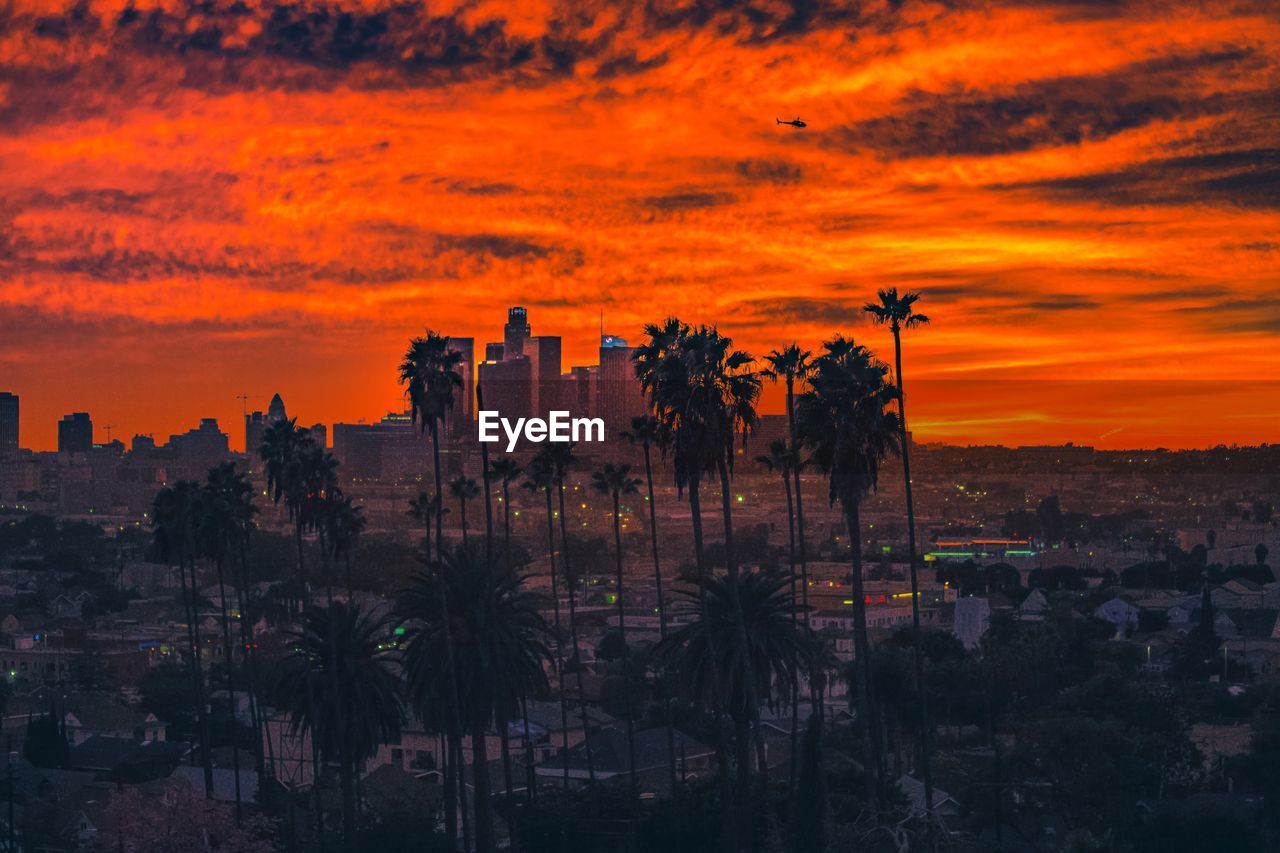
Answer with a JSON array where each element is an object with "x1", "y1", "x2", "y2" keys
[{"x1": 776, "y1": 117, "x2": 807, "y2": 128}]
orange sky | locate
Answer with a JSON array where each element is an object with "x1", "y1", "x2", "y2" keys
[{"x1": 1, "y1": 0, "x2": 1278, "y2": 450}]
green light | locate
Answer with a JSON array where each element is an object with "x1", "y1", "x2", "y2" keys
[
  {"x1": 394, "y1": 627, "x2": 406, "y2": 636},
  {"x1": 736, "y1": 495, "x2": 744, "y2": 503}
]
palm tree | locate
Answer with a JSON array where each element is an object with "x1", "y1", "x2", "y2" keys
[
  {"x1": 521, "y1": 451, "x2": 573, "y2": 789},
  {"x1": 763, "y1": 345, "x2": 813, "y2": 630},
  {"x1": 198, "y1": 462, "x2": 254, "y2": 822},
  {"x1": 545, "y1": 441, "x2": 595, "y2": 781},
  {"x1": 796, "y1": 336, "x2": 902, "y2": 792},
  {"x1": 259, "y1": 419, "x2": 317, "y2": 597},
  {"x1": 399, "y1": 543, "x2": 552, "y2": 853},
  {"x1": 326, "y1": 491, "x2": 366, "y2": 599},
  {"x1": 591, "y1": 462, "x2": 644, "y2": 792},
  {"x1": 219, "y1": 461, "x2": 268, "y2": 781},
  {"x1": 656, "y1": 570, "x2": 816, "y2": 801},
  {"x1": 260, "y1": 419, "x2": 335, "y2": 842},
  {"x1": 488, "y1": 458, "x2": 523, "y2": 566},
  {"x1": 864, "y1": 287, "x2": 934, "y2": 808},
  {"x1": 152, "y1": 481, "x2": 215, "y2": 797},
  {"x1": 755, "y1": 439, "x2": 802, "y2": 798},
  {"x1": 408, "y1": 492, "x2": 448, "y2": 560},
  {"x1": 449, "y1": 476, "x2": 481, "y2": 545},
  {"x1": 621, "y1": 414, "x2": 678, "y2": 785},
  {"x1": 277, "y1": 602, "x2": 403, "y2": 853},
  {"x1": 638, "y1": 322, "x2": 769, "y2": 781},
  {"x1": 400, "y1": 332, "x2": 464, "y2": 561},
  {"x1": 486, "y1": 457, "x2": 523, "y2": 801},
  {"x1": 399, "y1": 330, "x2": 468, "y2": 848}
]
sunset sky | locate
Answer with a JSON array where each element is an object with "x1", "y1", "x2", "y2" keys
[{"x1": 2, "y1": 0, "x2": 1278, "y2": 451}]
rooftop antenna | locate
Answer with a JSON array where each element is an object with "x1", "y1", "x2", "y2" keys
[
  {"x1": 599, "y1": 307, "x2": 604, "y2": 342},
  {"x1": 235, "y1": 394, "x2": 259, "y2": 416},
  {"x1": 104, "y1": 424, "x2": 115, "y2": 443}
]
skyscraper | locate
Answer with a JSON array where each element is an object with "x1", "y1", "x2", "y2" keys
[
  {"x1": 503, "y1": 306, "x2": 531, "y2": 359},
  {"x1": 0, "y1": 392, "x2": 17, "y2": 455},
  {"x1": 446, "y1": 336, "x2": 476, "y2": 438},
  {"x1": 58, "y1": 412, "x2": 93, "y2": 454},
  {"x1": 526, "y1": 335, "x2": 562, "y2": 417},
  {"x1": 246, "y1": 393, "x2": 288, "y2": 458},
  {"x1": 479, "y1": 356, "x2": 532, "y2": 424},
  {"x1": 598, "y1": 338, "x2": 644, "y2": 439}
]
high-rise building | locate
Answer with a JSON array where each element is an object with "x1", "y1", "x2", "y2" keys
[
  {"x1": 167, "y1": 419, "x2": 230, "y2": 472},
  {"x1": 479, "y1": 356, "x2": 532, "y2": 424},
  {"x1": 58, "y1": 413, "x2": 93, "y2": 454},
  {"x1": 246, "y1": 392, "x2": 288, "y2": 458},
  {"x1": 503, "y1": 306, "x2": 531, "y2": 359},
  {"x1": 598, "y1": 340, "x2": 644, "y2": 439},
  {"x1": 267, "y1": 393, "x2": 287, "y2": 423},
  {"x1": 310, "y1": 423, "x2": 327, "y2": 449},
  {"x1": 484, "y1": 342, "x2": 505, "y2": 362},
  {"x1": 526, "y1": 336, "x2": 562, "y2": 417},
  {"x1": 446, "y1": 336, "x2": 476, "y2": 438},
  {"x1": 0, "y1": 392, "x2": 17, "y2": 455},
  {"x1": 333, "y1": 412, "x2": 435, "y2": 483}
]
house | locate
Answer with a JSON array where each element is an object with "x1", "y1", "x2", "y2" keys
[
  {"x1": 169, "y1": 765, "x2": 259, "y2": 803},
  {"x1": 897, "y1": 774, "x2": 961, "y2": 819},
  {"x1": 63, "y1": 695, "x2": 166, "y2": 745},
  {"x1": 953, "y1": 597, "x2": 991, "y2": 649},
  {"x1": 1018, "y1": 589, "x2": 1049, "y2": 621},
  {"x1": 1095, "y1": 597, "x2": 1140, "y2": 632},
  {"x1": 536, "y1": 726, "x2": 714, "y2": 784}
]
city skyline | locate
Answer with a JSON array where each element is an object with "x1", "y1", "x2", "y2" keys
[
  {"x1": 5, "y1": 300, "x2": 1280, "y2": 451},
  {"x1": 2, "y1": 0, "x2": 1278, "y2": 450}
]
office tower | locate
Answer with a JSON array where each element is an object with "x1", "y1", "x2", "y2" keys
[
  {"x1": 168, "y1": 418, "x2": 231, "y2": 474},
  {"x1": 334, "y1": 413, "x2": 435, "y2": 483},
  {"x1": 267, "y1": 393, "x2": 287, "y2": 423},
  {"x1": 526, "y1": 335, "x2": 562, "y2": 417},
  {"x1": 479, "y1": 356, "x2": 532, "y2": 424},
  {"x1": 245, "y1": 411, "x2": 267, "y2": 457},
  {"x1": 568, "y1": 367, "x2": 595, "y2": 416},
  {"x1": 503, "y1": 306, "x2": 531, "y2": 359},
  {"x1": 58, "y1": 412, "x2": 93, "y2": 454},
  {"x1": 598, "y1": 339, "x2": 644, "y2": 439},
  {"x1": 246, "y1": 392, "x2": 289, "y2": 459},
  {"x1": 310, "y1": 423, "x2": 327, "y2": 449},
  {"x1": 484, "y1": 342, "x2": 505, "y2": 362},
  {"x1": 446, "y1": 336, "x2": 476, "y2": 438},
  {"x1": 0, "y1": 392, "x2": 17, "y2": 455}
]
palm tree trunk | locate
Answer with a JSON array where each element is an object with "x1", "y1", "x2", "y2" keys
[
  {"x1": 501, "y1": 481, "x2": 512, "y2": 566},
  {"x1": 472, "y1": 718, "x2": 494, "y2": 853},
  {"x1": 500, "y1": 717, "x2": 514, "y2": 803},
  {"x1": 642, "y1": 443, "x2": 678, "y2": 788},
  {"x1": 177, "y1": 550, "x2": 215, "y2": 798},
  {"x1": 780, "y1": 467, "x2": 801, "y2": 822},
  {"x1": 715, "y1": 457, "x2": 769, "y2": 778},
  {"x1": 786, "y1": 378, "x2": 817, "y2": 712},
  {"x1": 459, "y1": 498, "x2": 468, "y2": 544},
  {"x1": 557, "y1": 480, "x2": 595, "y2": 782},
  {"x1": 521, "y1": 696, "x2": 536, "y2": 802},
  {"x1": 611, "y1": 490, "x2": 638, "y2": 795},
  {"x1": 687, "y1": 478, "x2": 738, "y2": 853},
  {"x1": 841, "y1": 494, "x2": 881, "y2": 795},
  {"x1": 214, "y1": 555, "x2": 243, "y2": 823},
  {"x1": 432, "y1": 426, "x2": 465, "y2": 851},
  {"x1": 341, "y1": 727, "x2": 356, "y2": 853},
  {"x1": 892, "y1": 327, "x2": 933, "y2": 810},
  {"x1": 236, "y1": 535, "x2": 271, "y2": 781},
  {"x1": 543, "y1": 490, "x2": 572, "y2": 790}
]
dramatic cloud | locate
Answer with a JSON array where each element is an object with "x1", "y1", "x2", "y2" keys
[{"x1": 1, "y1": 0, "x2": 1278, "y2": 448}]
